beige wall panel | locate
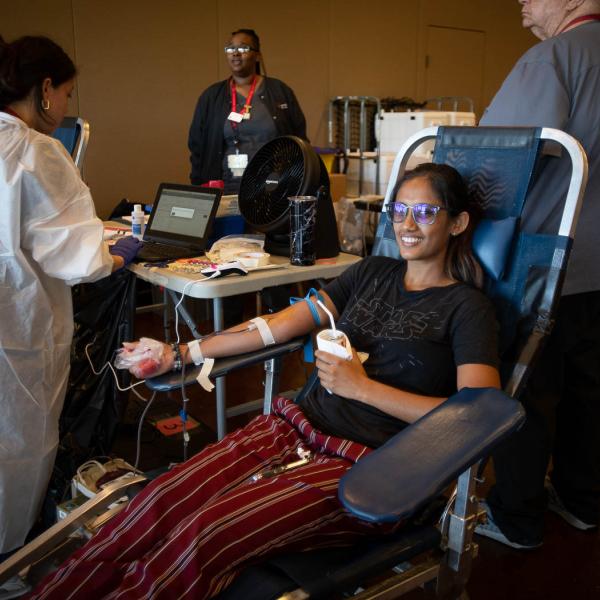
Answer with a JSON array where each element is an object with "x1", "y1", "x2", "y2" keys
[
  {"x1": 480, "y1": 1, "x2": 537, "y2": 115},
  {"x1": 423, "y1": 26, "x2": 485, "y2": 114},
  {"x1": 3, "y1": 0, "x2": 544, "y2": 216},
  {"x1": 217, "y1": 0, "x2": 330, "y2": 144},
  {"x1": 420, "y1": 0, "x2": 487, "y2": 31},
  {"x1": 2, "y1": 0, "x2": 80, "y2": 113},
  {"x1": 73, "y1": 0, "x2": 219, "y2": 217},
  {"x1": 329, "y1": 1, "x2": 420, "y2": 100},
  {"x1": 416, "y1": 0, "x2": 483, "y2": 101},
  {"x1": 416, "y1": 0, "x2": 536, "y2": 119}
]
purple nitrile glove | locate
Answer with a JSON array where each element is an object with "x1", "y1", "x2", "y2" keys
[{"x1": 109, "y1": 236, "x2": 143, "y2": 266}]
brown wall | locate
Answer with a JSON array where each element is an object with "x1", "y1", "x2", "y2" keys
[{"x1": 2, "y1": 0, "x2": 535, "y2": 218}]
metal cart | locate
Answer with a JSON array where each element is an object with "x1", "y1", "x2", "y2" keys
[{"x1": 328, "y1": 96, "x2": 382, "y2": 195}]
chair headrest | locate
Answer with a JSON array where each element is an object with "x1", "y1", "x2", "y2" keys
[{"x1": 472, "y1": 216, "x2": 518, "y2": 281}]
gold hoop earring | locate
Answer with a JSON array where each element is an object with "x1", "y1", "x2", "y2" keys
[{"x1": 41, "y1": 99, "x2": 50, "y2": 110}]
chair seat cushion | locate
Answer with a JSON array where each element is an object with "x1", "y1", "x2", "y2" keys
[{"x1": 214, "y1": 524, "x2": 441, "y2": 600}]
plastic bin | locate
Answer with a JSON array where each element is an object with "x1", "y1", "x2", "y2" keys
[{"x1": 208, "y1": 214, "x2": 246, "y2": 248}]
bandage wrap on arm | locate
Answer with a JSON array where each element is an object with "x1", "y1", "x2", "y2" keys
[
  {"x1": 249, "y1": 317, "x2": 277, "y2": 346},
  {"x1": 187, "y1": 339, "x2": 214, "y2": 391},
  {"x1": 187, "y1": 339, "x2": 205, "y2": 365}
]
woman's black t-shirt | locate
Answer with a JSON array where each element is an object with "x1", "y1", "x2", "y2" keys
[{"x1": 298, "y1": 256, "x2": 499, "y2": 448}]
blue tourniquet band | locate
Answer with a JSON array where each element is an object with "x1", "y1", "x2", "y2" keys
[{"x1": 289, "y1": 288, "x2": 324, "y2": 362}]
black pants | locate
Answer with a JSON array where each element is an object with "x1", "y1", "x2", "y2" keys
[{"x1": 488, "y1": 291, "x2": 600, "y2": 543}]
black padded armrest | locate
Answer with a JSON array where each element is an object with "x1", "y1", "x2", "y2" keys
[
  {"x1": 144, "y1": 337, "x2": 306, "y2": 392},
  {"x1": 339, "y1": 387, "x2": 525, "y2": 523}
]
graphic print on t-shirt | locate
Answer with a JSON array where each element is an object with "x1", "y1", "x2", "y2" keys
[{"x1": 344, "y1": 296, "x2": 435, "y2": 340}]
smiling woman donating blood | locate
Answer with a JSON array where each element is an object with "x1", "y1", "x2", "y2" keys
[{"x1": 32, "y1": 163, "x2": 501, "y2": 600}]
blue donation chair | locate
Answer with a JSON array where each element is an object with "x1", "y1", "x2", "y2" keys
[
  {"x1": 208, "y1": 126, "x2": 587, "y2": 599},
  {"x1": 0, "y1": 127, "x2": 587, "y2": 598},
  {"x1": 52, "y1": 116, "x2": 90, "y2": 171}
]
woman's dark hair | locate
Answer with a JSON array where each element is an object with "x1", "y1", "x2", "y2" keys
[
  {"x1": 0, "y1": 35, "x2": 76, "y2": 119},
  {"x1": 230, "y1": 28, "x2": 261, "y2": 75},
  {"x1": 392, "y1": 162, "x2": 483, "y2": 288}
]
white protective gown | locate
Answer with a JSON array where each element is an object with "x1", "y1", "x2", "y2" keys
[{"x1": 0, "y1": 112, "x2": 113, "y2": 553}]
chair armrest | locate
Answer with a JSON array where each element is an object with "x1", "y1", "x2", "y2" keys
[
  {"x1": 144, "y1": 337, "x2": 306, "y2": 392},
  {"x1": 339, "y1": 387, "x2": 525, "y2": 523}
]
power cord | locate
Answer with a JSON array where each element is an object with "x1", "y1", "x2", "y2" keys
[
  {"x1": 84, "y1": 342, "x2": 148, "y2": 395},
  {"x1": 84, "y1": 342, "x2": 150, "y2": 473},
  {"x1": 168, "y1": 275, "x2": 253, "y2": 462},
  {"x1": 83, "y1": 274, "x2": 258, "y2": 470}
]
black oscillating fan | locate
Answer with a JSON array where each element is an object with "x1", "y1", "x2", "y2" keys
[{"x1": 238, "y1": 136, "x2": 339, "y2": 258}]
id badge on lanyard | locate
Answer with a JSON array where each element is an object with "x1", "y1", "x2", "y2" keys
[
  {"x1": 227, "y1": 77, "x2": 257, "y2": 170},
  {"x1": 228, "y1": 76, "x2": 257, "y2": 126},
  {"x1": 228, "y1": 111, "x2": 244, "y2": 123}
]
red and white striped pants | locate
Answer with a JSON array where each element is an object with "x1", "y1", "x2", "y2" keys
[{"x1": 32, "y1": 397, "x2": 399, "y2": 599}]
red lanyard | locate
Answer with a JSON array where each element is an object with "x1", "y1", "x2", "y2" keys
[
  {"x1": 1, "y1": 107, "x2": 23, "y2": 120},
  {"x1": 560, "y1": 13, "x2": 600, "y2": 33},
  {"x1": 230, "y1": 76, "x2": 257, "y2": 118}
]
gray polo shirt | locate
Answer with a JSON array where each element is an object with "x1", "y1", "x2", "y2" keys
[{"x1": 480, "y1": 21, "x2": 600, "y2": 295}]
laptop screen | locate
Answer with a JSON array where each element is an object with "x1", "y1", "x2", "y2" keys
[{"x1": 145, "y1": 183, "x2": 222, "y2": 248}]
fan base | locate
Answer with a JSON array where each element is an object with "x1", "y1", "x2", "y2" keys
[{"x1": 264, "y1": 232, "x2": 339, "y2": 260}]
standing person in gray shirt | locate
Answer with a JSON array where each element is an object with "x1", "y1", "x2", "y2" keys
[{"x1": 475, "y1": 0, "x2": 600, "y2": 549}]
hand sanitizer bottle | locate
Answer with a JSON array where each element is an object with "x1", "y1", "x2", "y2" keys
[{"x1": 131, "y1": 204, "x2": 145, "y2": 240}]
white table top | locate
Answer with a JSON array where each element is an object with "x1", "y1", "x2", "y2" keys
[{"x1": 128, "y1": 253, "x2": 361, "y2": 299}]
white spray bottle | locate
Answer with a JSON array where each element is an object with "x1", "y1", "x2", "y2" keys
[{"x1": 131, "y1": 204, "x2": 145, "y2": 240}]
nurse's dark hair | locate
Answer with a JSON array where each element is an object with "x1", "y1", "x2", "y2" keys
[
  {"x1": 231, "y1": 28, "x2": 261, "y2": 75},
  {"x1": 392, "y1": 163, "x2": 483, "y2": 288},
  {"x1": 0, "y1": 35, "x2": 76, "y2": 118}
]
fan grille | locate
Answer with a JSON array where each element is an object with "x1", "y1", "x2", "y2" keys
[{"x1": 239, "y1": 137, "x2": 313, "y2": 232}]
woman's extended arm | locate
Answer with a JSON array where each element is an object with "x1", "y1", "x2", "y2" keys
[
  {"x1": 315, "y1": 351, "x2": 501, "y2": 424},
  {"x1": 127, "y1": 291, "x2": 339, "y2": 378}
]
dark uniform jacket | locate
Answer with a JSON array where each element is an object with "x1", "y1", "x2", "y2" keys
[{"x1": 188, "y1": 77, "x2": 307, "y2": 185}]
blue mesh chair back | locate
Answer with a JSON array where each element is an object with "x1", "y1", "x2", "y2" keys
[{"x1": 372, "y1": 126, "x2": 586, "y2": 397}]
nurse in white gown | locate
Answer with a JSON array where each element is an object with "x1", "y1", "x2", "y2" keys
[{"x1": 0, "y1": 35, "x2": 140, "y2": 555}]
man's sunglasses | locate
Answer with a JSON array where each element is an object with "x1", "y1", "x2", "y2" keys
[
  {"x1": 224, "y1": 45, "x2": 257, "y2": 55},
  {"x1": 386, "y1": 201, "x2": 447, "y2": 225}
]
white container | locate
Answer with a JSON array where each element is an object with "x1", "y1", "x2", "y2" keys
[
  {"x1": 375, "y1": 110, "x2": 476, "y2": 155},
  {"x1": 375, "y1": 111, "x2": 450, "y2": 154},
  {"x1": 131, "y1": 204, "x2": 145, "y2": 240},
  {"x1": 345, "y1": 152, "x2": 429, "y2": 197},
  {"x1": 316, "y1": 329, "x2": 352, "y2": 361},
  {"x1": 449, "y1": 111, "x2": 477, "y2": 126},
  {"x1": 316, "y1": 329, "x2": 352, "y2": 393},
  {"x1": 344, "y1": 110, "x2": 477, "y2": 196}
]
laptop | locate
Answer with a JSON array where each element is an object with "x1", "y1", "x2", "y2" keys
[{"x1": 135, "y1": 183, "x2": 222, "y2": 263}]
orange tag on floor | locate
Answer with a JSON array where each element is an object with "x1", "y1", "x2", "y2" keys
[{"x1": 154, "y1": 415, "x2": 200, "y2": 437}]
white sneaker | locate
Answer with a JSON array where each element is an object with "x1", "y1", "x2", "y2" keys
[
  {"x1": 546, "y1": 477, "x2": 597, "y2": 531},
  {"x1": 0, "y1": 575, "x2": 31, "y2": 600},
  {"x1": 474, "y1": 500, "x2": 542, "y2": 550}
]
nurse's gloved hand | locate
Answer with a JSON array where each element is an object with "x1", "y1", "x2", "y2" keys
[{"x1": 109, "y1": 236, "x2": 142, "y2": 266}]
